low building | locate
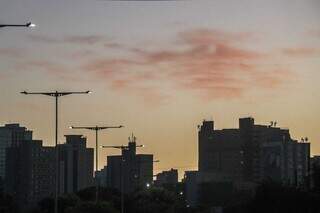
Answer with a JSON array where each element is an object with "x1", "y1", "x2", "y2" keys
[
  {"x1": 106, "y1": 135, "x2": 153, "y2": 193},
  {"x1": 95, "y1": 166, "x2": 108, "y2": 187},
  {"x1": 155, "y1": 168, "x2": 178, "y2": 186}
]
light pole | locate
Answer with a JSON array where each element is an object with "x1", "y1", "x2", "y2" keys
[
  {"x1": 0, "y1": 22, "x2": 36, "y2": 28},
  {"x1": 101, "y1": 144, "x2": 144, "y2": 213},
  {"x1": 69, "y1": 125, "x2": 123, "y2": 203},
  {"x1": 20, "y1": 90, "x2": 91, "y2": 213}
]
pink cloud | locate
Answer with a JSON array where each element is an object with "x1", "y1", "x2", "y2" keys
[
  {"x1": 82, "y1": 29, "x2": 293, "y2": 104},
  {"x1": 178, "y1": 29, "x2": 255, "y2": 46},
  {"x1": 21, "y1": 29, "x2": 294, "y2": 105}
]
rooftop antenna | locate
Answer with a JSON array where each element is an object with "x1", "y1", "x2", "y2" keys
[
  {"x1": 269, "y1": 121, "x2": 273, "y2": 127},
  {"x1": 129, "y1": 133, "x2": 136, "y2": 143},
  {"x1": 274, "y1": 121, "x2": 277, "y2": 127}
]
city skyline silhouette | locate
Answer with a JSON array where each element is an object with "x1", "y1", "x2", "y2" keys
[{"x1": 1, "y1": 0, "x2": 320, "y2": 182}]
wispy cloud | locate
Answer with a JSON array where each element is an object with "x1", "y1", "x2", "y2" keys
[
  {"x1": 83, "y1": 28, "x2": 292, "y2": 103},
  {"x1": 18, "y1": 61, "x2": 67, "y2": 75},
  {"x1": 15, "y1": 60, "x2": 83, "y2": 82},
  {"x1": 63, "y1": 35, "x2": 106, "y2": 45},
  {"x1": 0, "y1": 48, "x2": 23, "y2": 58},
  {"x1": 17, "y1": 28, "x2": 295, "y2": 105},
  {"x1": 27, "y1": 34, "x2": 108, "y2": 45}
]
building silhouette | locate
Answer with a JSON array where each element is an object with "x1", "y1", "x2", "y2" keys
[
  {"x1": 58, "y1": 135, "x2": 94, "y2": 194},
  {"x1": 311, "y1": 156, "x2": 320, "y2": 191},
  {"x1": 0, "y1": 124, "x2": 32, "y2": 181},
  {"x1": 199, "y1": 117, "x2": 310, "y2": 184},
  {"x1": 5, "y1": 140, "x2": 55, "y2": 208},
  {"x1": 184, "y1": 171, "x2": 198, "y2": 207},
  {"x1": 154, "y1": 168, "x2": 178, "y2": 186},
  {"x1": 186, "y1": 117, "x2": 310, "y2": 206},
  {"x1": 106, "y1": 135, "x2": 153, "y2": 193},
  {"x1": 3, "y1": 129, "x2": 95, "y2": 208},
  {"x1": 95, "y1": 165, "x2": 108, "y2": 187}
]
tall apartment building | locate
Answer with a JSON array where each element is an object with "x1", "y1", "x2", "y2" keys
[
  {"x1": 198, "y1": 117, "x2": 310, "y2": 185},
  {"x1": 58, "y1": 135, "x2": 94, "y2": 194},
  {"x1": 106, "y1": 135, "x2": 153, "y2": 193},
  {"x1": 0, "y1": 124, "x2": 32, "y2": 180},
  {"x1": 5, "y1": 140, "x2": 55, "y2": 208},
  {"x1": 185, "y1": 117, "x2": 310, "y2": 207}
]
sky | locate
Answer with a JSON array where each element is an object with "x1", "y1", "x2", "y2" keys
[{"x1": 0, "y1": 0, "x2": 320, "y2": 177}]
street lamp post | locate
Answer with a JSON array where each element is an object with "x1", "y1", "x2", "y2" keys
[
  {"x1": 0, "y1": 22, "x2": 36, "y2": 28},
  {"x1": 20, "y1": 90, "x2": 91, "y2": 213},
  {"x1": 69, "y1": 125, "x2": 123, "y2": 203},
  {"x1": 101, "y1": 144, "x2": 144, "y2": 213}
]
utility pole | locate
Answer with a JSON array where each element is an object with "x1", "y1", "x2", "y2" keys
[
  {"x1": 21, "y1": 90, "x2": 91, "y2": 213},
  {"x1": 70, "y1": 125, "x2": 123, "y2": 203}
]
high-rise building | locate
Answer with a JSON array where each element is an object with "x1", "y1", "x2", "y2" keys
[
  {"x1": 58, "y1": 135, "x2": 94, "y2": 194},
  {"x1": 5, "y1": 140, "x2": 55, "y2": 208},
  {"x1": 188, "y1": 117, "x2": 311, "y2": 207},
  {"x1": 106, "y1": 135, "x2": 153, "y2": 193},
  {"x1": 0, "y1": 124, "x2": 32, "y2": 180},
  {"x1": 198, "y1": 117, "x2": 310, "y2": 184}
]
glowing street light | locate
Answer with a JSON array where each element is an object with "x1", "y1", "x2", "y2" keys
[{"x1": 0, "y1": 22, "x2": 36, "y2": 28}]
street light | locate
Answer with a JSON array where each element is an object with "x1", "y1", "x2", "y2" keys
[
  {"x1": 0, "y1": 22, "x2": 36, "y2": 28},
  {"x1": 146, "y1": 183, "x2": 151, "y2": 188},
  {"x1": 101, "y1": 143, "x2": 144, "y2": 213},
  {"x1": 69, "y1": 125, "x2": 123, "y2": 203},
  {"x1": 20, "y1": 90, "x2": 91, "y2": 213}
]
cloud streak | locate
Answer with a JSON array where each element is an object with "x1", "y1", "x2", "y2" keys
[
  {"x1": 15, "y1": 28, "x2": 297, "y2": 105},
  {"x1": 27, "y1": 34, "x2": 109, "y2": 45},
  {"x1": 83, "y1": 28, "x2": 292, "y2": 103},
  {"x1": 0, "y1": 48, "x2": 24, "y2": 58}
]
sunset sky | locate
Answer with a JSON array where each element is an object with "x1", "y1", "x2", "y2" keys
[{"x1": 0, "y1": 0, "x2": 320, "y2": 176}]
